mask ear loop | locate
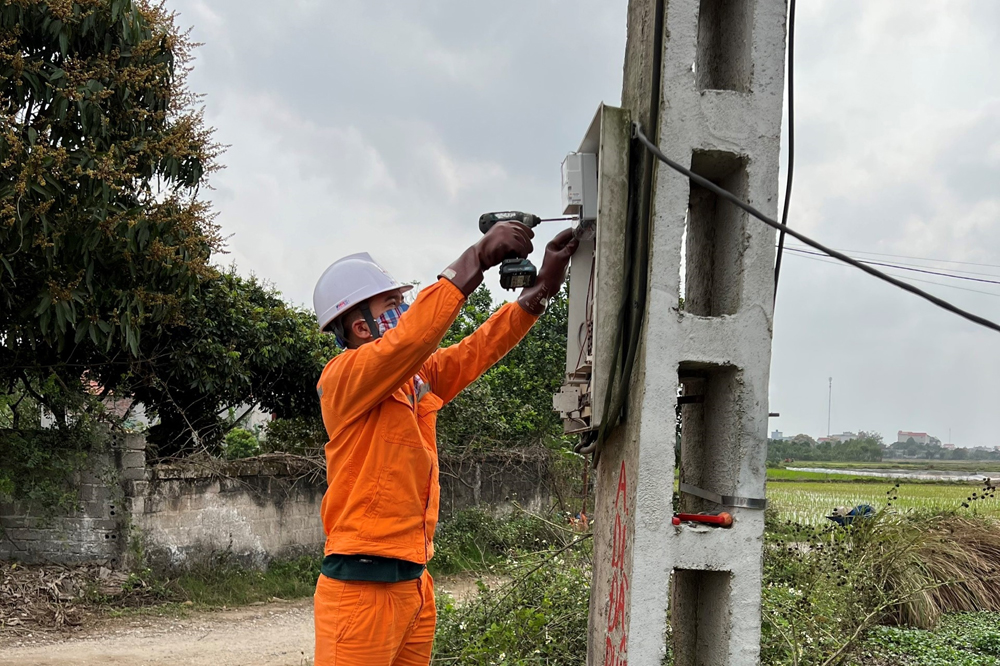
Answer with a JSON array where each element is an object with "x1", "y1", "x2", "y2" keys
[{"x1": 329, "y1": 319, "x2": 348, "y2": 349}]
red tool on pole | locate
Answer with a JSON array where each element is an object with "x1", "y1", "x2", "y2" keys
[{"x1": 672, "y1": 512, "x2": 733, "y2": 528}]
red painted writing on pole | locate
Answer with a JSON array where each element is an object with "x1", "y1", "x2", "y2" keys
[{"x1": 604, "y1": 461, "x2": 629, "y2": 666}]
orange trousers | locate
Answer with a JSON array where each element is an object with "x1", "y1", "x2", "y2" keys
[{"x1": 314, "y1": 570, "x2": 435, "y2": 666}]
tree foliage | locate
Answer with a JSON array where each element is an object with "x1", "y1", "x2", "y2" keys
[
  {"x1": 0, "y1": 1, "x2": 336, "y2": 461},
  {"x1": 124, "y1": 270, "x2": 337, "y2": 457},
  {"x1": 1, "y1": 0, "x2": 221, "y2": 360},
  {"x1": 768, "y1": 432, "x2": 884, "y2": 463},
  {"x1": 436, "y1": 285, "x2": 569, "y2": 451},
  {"x1": 885, "y1": 439, "x2": 1000, "y2": 462}
]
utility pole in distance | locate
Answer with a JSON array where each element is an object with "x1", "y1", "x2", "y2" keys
[
  {"x1": 586, "y1": 1, "x2": 788, "y2": 664},
  {"x1": 827, "y1": 377, "x2": 833, "y2": 436}
]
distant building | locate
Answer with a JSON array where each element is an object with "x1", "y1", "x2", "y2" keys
[
  {"x1": 943, "y1": 443, "x2": 956, "y2": 450},
  {"x1": 41, "y1": 380, "x2": 272, "y2": 435},
  {"x1": 41, "y1": 379, "x2": 152, "y2": 430},
  {"x1": 897, "y1": 431, "x2": 942, "y2": 446},
  {"x1": 818, "y1": 431, "x2": 857, "y2": 444},
  {"x1": 770, "y1": 430, "x2": 793, "y2": 441}
]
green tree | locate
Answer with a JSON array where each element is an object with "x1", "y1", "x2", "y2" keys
[
  {"x1": 122, "y1": 271, "x2": 337, "y2": 458},
  {"x1": 436, "y1": 285, "x2": 569, "y2": 451},
  {"x1": 223, "y1": 427, "x2": 259, "y2": 459},
  {"x1": 831, "y1": 434, "x2": 882, "y2": 463},
  {"x1": 0, "y1": 0, "x2": 222, "y2": 432},
  {"x1": 1, "y1": 0, "x2": 221, "y2": 365},
  {"x1": 0, "y1": 1, "x2": 336, "y2": 462},
  {"x1": 767, "y1": 431, "x2": 883, "y2": 463}
]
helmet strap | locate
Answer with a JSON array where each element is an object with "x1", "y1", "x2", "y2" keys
[
  {"x1": 359, "y1": 302, "x2": 381, "y2": 341},
  {"x1": 331, "y1": 319, "x2": 349, "y2": 348}
]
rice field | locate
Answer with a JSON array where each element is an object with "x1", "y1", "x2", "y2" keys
[{"x1": 767, "y1": 481, "x2": 1000, "y2": 524}]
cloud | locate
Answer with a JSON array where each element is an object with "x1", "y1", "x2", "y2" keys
[
  {"x1": 771, "y1": 1, "x2": 1000, "y2": 446},
  {"x1": 165, "y1": 0, "x2": 1000, "y2": 446}
]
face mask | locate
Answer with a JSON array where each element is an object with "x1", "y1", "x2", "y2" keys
[
  {"x1": 374, "y1": 302, "x2": 408, "y2": 336},
  {"x1": 334, "y1": 302, "x2": 408, "y2": 348}
]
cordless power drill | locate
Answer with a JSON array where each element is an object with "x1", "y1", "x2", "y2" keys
[{"x1": 478, "y1": 211, "x2": 543, "y2": 290}]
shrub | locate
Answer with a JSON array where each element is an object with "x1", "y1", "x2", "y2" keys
[
  {"x1": 761, "y1": 507, "x2": 1000, "y2": 665},
  {"x1": 223, "y1": 428, "x2": 259, "y2": 459},
  {"x1": 430, "y1": 507, "x2": 566, "y2": 576},
  {"x1": 166, "y1": 555, "x2": 319, "y2": 607},
  {"x1": 433, "y1": 552, "x2": 591, "y2": 664},
  {"x1": 262, "y1": 416, "x2": 327, "y2": 456}
]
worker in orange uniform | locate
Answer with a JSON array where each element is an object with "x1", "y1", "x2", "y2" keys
[{"x1": 311, "y1": 221, "x2": 578, "y2": 665}]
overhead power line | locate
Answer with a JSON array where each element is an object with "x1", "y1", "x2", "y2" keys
[
  {"x1": 786, "y1": 251, "x2": 1000, "y2": 299},
  {"x1": 824, "y1": 255, "x2": 1000, "y2": 280},
  {"x1": 784, "y1": 247, "x2": 1000, "y2": 286},
  {"x1": 773, "y1": 0, "x2": 796, "y2": 299},
  {"x1": 785, "y1": 244, "x2": 1000, "y2": 271},
  {"x1": 632, "y1": 122, "x2": 1000, "y2": 335}
]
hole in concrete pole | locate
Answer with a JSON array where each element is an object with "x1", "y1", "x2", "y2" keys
[
  {"x1": 696, "y1": 0, "x2": 754, "y2": 92},
  {"x1": 677, "y1": 362, "x2": 741, "y2": 514},
  {"x1": 671, "y1": 568, "x2": 733, "y2": 666},
  {"x1": 683, "y1": 150, "x2": 748, "y2": 317}
]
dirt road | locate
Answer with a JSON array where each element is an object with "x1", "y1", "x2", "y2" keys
[
  {"x1": 0, "y1": 573, "x2": 490, "y2": 666},
  {"x1": 0, "y1": 600, "x2": 315, "y2": 666}
]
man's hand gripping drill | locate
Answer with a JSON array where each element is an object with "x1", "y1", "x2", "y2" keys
[{"x1": 439, "y1": 215, "x2": 578, "y2": 314}]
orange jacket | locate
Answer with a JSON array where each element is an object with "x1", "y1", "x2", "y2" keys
[{"x1": 316, "y1": 278, "x2": 538, "y2": 564}]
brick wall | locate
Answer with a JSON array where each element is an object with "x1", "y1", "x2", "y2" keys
[{"x1": 0, "y1": 432, "x2": 143, "y2": 566}]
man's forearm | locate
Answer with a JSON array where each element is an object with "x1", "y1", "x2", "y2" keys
[{"x1": 421, "y1": 301, "x2": 539, "y2": 404}]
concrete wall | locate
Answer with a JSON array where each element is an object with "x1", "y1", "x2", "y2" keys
[
  {"x1": 130, "y1": 456, "x2": 327, "y2": 569},
  {"x1": 437, "y1": 449, "x2": 553, "y2": 518},
  {"x1": 1, "y1": 435, "x2": 552, "y2": 570}
]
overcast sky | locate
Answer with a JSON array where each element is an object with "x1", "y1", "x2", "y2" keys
[{"x1": 169, "y1": 0, "x2": 1000, "y2": 449}]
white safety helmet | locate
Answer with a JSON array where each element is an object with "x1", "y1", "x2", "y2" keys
[{"x1": 313, "y1": 252, "x2": 412, "y2": 334}]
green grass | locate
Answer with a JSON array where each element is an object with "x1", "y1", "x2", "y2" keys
[
  {"x1": 768, "y1": 481, "x2": 1000, "y2": 524},
  {"x1": 766, "y1": 467, "x2": 892, "y2": 483},
  {"x1": 790, "y1": 460, "x2": 1000, "y2": 474},
  {"x1": 766, "y1": 466, "x2": 990, "y2": 483},
  {"x1": 855, "y1": 613, "x2": 1000, "y2": 665},
  {"x1": 168, "y1": 556, "x2": 320, "y2": 607}
]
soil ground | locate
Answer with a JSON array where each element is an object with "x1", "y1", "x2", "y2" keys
[
  {"x1": 0, "y1": 573, "x2": 492, "y2": 666},
  {"x1": 0, "y1": 600, "x2": 314, "y2": 666}
]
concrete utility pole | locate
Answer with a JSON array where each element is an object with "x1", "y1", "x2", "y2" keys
[{"x1": 587, "y1": 1, "x2": 788, "y2": 664}]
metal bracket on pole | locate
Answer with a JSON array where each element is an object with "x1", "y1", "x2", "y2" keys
[{"x1": 679, "y1": 482, "x2": 768, "y2": 510}]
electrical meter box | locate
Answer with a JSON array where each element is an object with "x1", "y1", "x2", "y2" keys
[
  {"x1": 561, "y1": 152, "x2": 598, "y2": 221},
  {"x1": 552, "y1": 104, "x2": 630, "y2": 435}
]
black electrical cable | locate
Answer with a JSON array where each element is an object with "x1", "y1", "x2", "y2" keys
[
  {"x1": 785, "y1": 243, "x2": 1000, "y2": 272},
  {"x1": 785, "y1": 247, "x2": 1000, "y2": 286},
  {"x1": 787, "y1": 251, "x2": 1000, "y2": 298},
  {"x1": 575, "y1": 0, "x2": 664, "y2": 460},
  {"x1": 773, "y1": 0, "x2": 796, "y2": 299},
  {"x1": 575, "y1": 123, "x2": 649, "y2": 459},
  {"x1": 632, "y1": 122, "x2": 1000, "y2": 335}
]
